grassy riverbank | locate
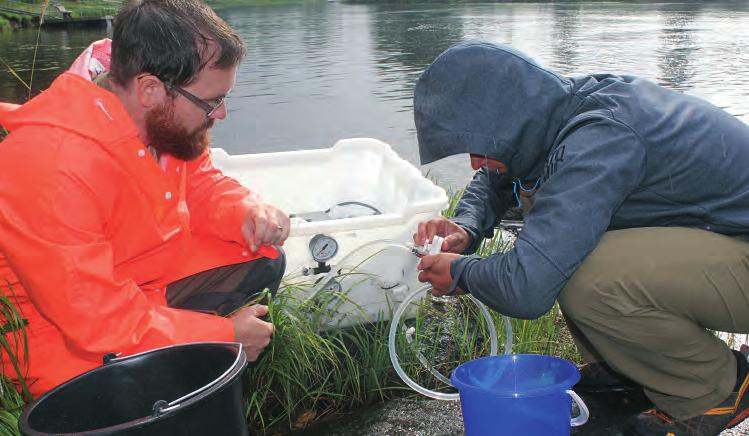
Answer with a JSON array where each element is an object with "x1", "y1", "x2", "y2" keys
[
  {"x1": 0, "y1": 0, "x2": 119, "y2": 31},
  {"x1": 0, "y1": 11, "x2": 33, "y2": 31}
]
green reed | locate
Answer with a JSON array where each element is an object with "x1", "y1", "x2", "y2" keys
[{"x1": 0, "y1": 282, "x2": 31, "y2": 436}]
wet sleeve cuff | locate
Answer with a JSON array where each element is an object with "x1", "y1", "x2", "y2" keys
[{"x1": 449, "y1": 255, "x2": 482, "y2": 295}]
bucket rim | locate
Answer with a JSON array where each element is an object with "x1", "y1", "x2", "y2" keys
[
  {"x1": 19, "y1": 341, "x2": 247, "y2": 436},
  {"x1": 450, "y1": 353, "x2": 580, "y2": 398}
]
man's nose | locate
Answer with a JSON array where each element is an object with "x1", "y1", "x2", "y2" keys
[
  {"x1": 210, "y1": 100, "x2": 228, "y2": 120},
  {"x1": 469, "y1": 155, "x2": 486, "y2": 170}
]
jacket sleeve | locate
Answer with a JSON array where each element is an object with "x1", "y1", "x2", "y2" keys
[
  {"x1": 0, "y1": 148, "x2": 234, "y2": 359},
  {"x1": 451, "y1": 117, "x2": 646, "y2": 319},
  {"x1": 451, "y1": 168, "x2": 516, "y2": 254},
  {"x1": 184, "y1": 148, "x2": 259, "y2": 245}
]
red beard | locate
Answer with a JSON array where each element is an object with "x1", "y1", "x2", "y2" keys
[{"x1": 145, "y1": 102, "x2": 214, "y2": 161}]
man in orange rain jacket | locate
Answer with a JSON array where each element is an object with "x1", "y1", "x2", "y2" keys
[{"x1": 0, "y1": 0, "x2": 289, "y2": 397}]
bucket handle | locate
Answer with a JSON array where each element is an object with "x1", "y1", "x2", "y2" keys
[
  {"x1": 567, "y1": 390, "x2": 589, "y2": 427},
  {"x1": 153, "y1": 343, "x2": 244, "y2": 415}
]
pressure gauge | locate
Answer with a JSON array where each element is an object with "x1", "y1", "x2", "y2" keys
[
  {"x1": 309, "y1": 234, "x2": 338, "y2": 262},
  {"x1": 321, "y1": 279, "x2": 342, "y2": 293}
]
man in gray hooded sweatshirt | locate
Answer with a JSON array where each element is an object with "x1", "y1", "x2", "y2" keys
[{"x1": 413, "y1": 40, "x2": 749, "y2": 435}]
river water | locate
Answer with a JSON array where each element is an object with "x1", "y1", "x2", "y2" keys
[{"x1": 1, "y1": 1, "x2": 748, "y2": 188}]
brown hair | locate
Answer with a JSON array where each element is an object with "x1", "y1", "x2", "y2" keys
[{"x1": 110, "y1": 0, "x2": 245, "y2": 87}]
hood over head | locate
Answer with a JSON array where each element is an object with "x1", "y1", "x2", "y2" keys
[{"x1": 414, "y1": 41, "x2": 576, "y2": 178}]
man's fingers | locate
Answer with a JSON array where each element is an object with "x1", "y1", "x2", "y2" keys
[
  {"x1": 414, "y1": 221, "x2": 426, "y2": 245},
  {"x1": 425, "y1": 221, "x2": 439, "y2": 243},
  {"x1": 417, "y1": 254, "x2": 438, "y2": 270},
  {"x1": 249, "y1": 304, "x2": 269, "y2": 317},
  {"x1": 275, "y1": 214, "x2": 290, "y2": 244},
  {"x1": 253, "y1": 210, "x2": 292, "y2": 248},
  {"x1": 253, "y1": 219, "x2": 268, "y2": 251},
  {"x1": 417, "y1": 257, "x2": 437, "y2": 283},
  {"x1": 242, "y1": 219, "x2": 257, "y2": 252},
  {"x1": 254, "y1": 207, "x2": 274, "y2": 249},
  {"x1": 414, "y1": 218, "x2": 444, "y2": 245},
  {"x1": 245, "y1": 348, "x2": 261, "y2": 362},
  {"x1": 278, "y1": 214, "x2": 291, "y2": 243}
]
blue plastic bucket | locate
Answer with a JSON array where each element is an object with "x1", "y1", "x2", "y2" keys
[{"x1": 450, "y1": 354, "x2": 589, "y2": 436}]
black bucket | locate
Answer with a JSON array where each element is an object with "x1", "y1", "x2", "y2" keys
[{"x1": 19, "y1": 342, "x2": 249, "y2": 436}]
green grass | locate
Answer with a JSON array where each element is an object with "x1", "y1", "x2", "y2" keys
[
  {"x1": 244, "y1": 284, "x2": 505, "y2": 432},
  {"x1": 0, "y1": 191, "x2": 577, "y2": 434},
  {"x1": 0, "y1": 0, "x2": 119, "y2": 20},
  {"x1": 0, "y1": 12, "x2": 34, "y2": 29},
  {"x1": 0, "y1": 283, "x2": 31, "y2": 436},
  {"x1": 0, "y1": 15, "x2": 11, "y2": 31}
]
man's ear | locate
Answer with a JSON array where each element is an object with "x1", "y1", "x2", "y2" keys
[{"x1": 136, "y1": 75, "x2": 166, "y2": 109}]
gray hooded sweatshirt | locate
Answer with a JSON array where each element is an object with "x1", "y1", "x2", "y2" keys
[{"x1": 414, "y1": 41, "x2": 749, "y2": 319}]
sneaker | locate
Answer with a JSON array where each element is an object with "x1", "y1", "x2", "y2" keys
[
  {"x1": 575, "y1": 361, "x2": 641, "y2": 393},
  {"x1": 625, "y1": 373, "x2": 749, "y2": 436}
]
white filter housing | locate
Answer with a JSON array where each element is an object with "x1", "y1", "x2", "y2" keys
[{"x1": 211, "y1": 138, "x2": 448, "y2": 326}]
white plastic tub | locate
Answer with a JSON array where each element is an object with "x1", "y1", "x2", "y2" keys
[{"x1": 212, "y1": 138, "x2": 448, "y2": 326}]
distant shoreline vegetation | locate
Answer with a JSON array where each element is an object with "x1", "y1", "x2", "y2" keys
[
  {"x1": 205, "y1": 0, "x2": 571, "y2": 9},
  {"x1": 0, "y1": 0, "x2": 321, "y2": 26},
  {"x1": 206, "y1": 0, "x2": 314, "y2": 8},
  {"x1": 0, "y1": 11, "x2": 36, "y2": 31},
  {"x1": 0, "y1": 0, "x2": 119, "y2": 31},
  {"x1": 0, "y1": 0, "x2": 629, "y2": 28}
]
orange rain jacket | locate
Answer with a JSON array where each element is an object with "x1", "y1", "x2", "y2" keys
[{"x1": 0, "y1": 70, "x2": 278, "y2": 397}]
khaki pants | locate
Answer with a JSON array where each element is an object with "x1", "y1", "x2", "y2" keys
[{"x1": 558, "y1": 227, "x2": 749, "y2": 420}]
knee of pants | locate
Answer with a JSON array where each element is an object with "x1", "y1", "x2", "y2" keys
[
  {"x1": 269, "y1": 246, "x2": 287, "y2": 280},
  {"x1": 234, "y1": 247, "x2": 287, "y2": 298},
  {"x1": 262, "y1": 246, "x2": 286, "y2": 297}
]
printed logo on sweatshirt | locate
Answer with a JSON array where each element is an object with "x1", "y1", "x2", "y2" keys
[{"x1": 541, "y1": 144, "x2": 565, "y2": 183}]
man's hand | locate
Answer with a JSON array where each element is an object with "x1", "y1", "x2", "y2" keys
[
  {"x1": 241, "y1": 203, "x2": 290, "y2": 252},
  {"x1": 413, "y1": 216, "x2": 472, "y2": 254},
  {"x1": 417, "y1": 252, "x2": 465, "y2": 297},
  {"x1": 229, "y1": 304, "x2": 273, "y2": 361}
]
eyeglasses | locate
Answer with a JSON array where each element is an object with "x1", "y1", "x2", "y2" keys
[{"x1": 159, "y1": 77, "x2": 226, "y2": 118}]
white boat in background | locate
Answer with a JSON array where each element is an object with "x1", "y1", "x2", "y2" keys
[{"x1": 212, "y1": 138, "x2": 448, "y2": 326}]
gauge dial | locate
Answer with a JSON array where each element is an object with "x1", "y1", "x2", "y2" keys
[
  {"x1": 321, "y1": 279, "x2": 342, "y2": 293},
  {"x1": 309, "y1": 234, "x2": 338, "y2": 262}
]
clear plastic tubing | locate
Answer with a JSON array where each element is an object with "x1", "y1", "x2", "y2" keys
[{"x1": 388, "y1": 284, "x2": 513, "y2": 400}]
